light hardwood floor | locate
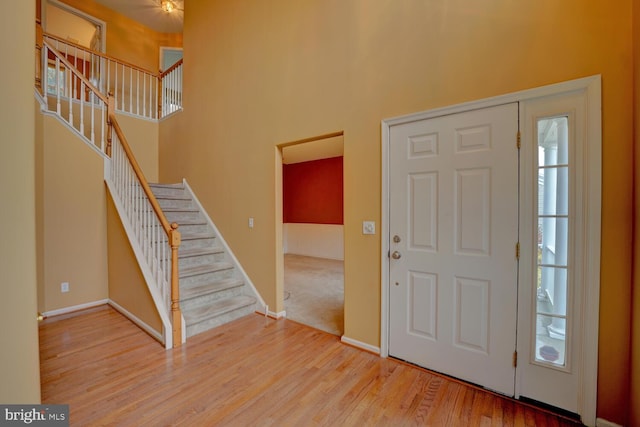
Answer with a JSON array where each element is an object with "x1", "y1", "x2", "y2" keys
[{"x1": 39, "y1": 306, "x2": 583, "y2": 426}]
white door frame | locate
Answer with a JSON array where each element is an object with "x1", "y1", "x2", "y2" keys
[{"x1": 381, "y1": 75, "x2": 601, "y2": 425}]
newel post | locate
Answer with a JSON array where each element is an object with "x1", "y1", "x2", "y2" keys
[{"x1": 170, "y1": 222, "x2": 182, "y2": 347}]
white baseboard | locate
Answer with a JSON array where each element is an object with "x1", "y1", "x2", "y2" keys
[
  {"x1": 42, "y1": 299, "x2": 108, "y2": 318},
  {"x1": 108, "y1": 300, "x2": 163, "y2": 344},
  {"x1": 269, "y1": 309, "x2": 286, "y2": 319},
  {"x1": 595, "y1": 418, "x2": 623, "y2": 427},
  {"x1": 341, "y1": 335, "x2": 380, "y2": 355}
]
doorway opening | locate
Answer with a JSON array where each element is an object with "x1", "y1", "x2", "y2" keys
[
  {"x1": 43, "y1": 0, "x2": 106, "y2": 52},
  {"x1": 280, "y1": 133, "x2": 344, "y2": 336}
]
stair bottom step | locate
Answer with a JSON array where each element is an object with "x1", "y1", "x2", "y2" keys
[{"x1": 184, "y1": 295, "x2": 256, "y2": 337}]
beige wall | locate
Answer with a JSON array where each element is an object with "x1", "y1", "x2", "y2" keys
[
  {"x1": 158, "y1": 0, "x2": 634, "y2": 423},
  {"x1": 0, "y1": 0, "x2": 40, "y2": 403},
  {"x1": 116, "y1": 114, "x2": 160, "y2": 181},
  {"x1": 632, "y1": 0, "x2": 640, "y2": 424},
  {"x1": 55, "y1": 0, "x2": 182, "y2": 73},
  {"x1": 40, "y1": 115, "x2": 109, "y2": 312}
]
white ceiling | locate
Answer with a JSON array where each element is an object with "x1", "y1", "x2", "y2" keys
[{"x1": 92, "y1": 0, "x2": 184, "y2": 33}]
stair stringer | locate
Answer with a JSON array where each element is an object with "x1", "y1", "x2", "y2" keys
[
  {"x1": 104, "y1": 168, "x2": 183, "y2": 349},
  {"x1": 182, "y1": 179, "x2": 268, "y2": 314}
]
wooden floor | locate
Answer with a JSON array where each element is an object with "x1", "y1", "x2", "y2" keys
[{"x1": 40, "y1": 305, "x2": 583, "y2": 426}]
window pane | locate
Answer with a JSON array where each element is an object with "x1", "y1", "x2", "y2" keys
[
  {"x1": 538, "y1": 166, "x2": 568, "y2": 215},
  {"x1": 538, "y1": 217, "x2": 568, "y2": 264},
  {"x1": 537, "y1": 266, "x2": 567, "y2": 316},
  {"x1": 535, "y1": 314, "x2": 566, "y2": 367},
  {"x1": 538, "y1": 117, "x2": 568, "y2": 167}
]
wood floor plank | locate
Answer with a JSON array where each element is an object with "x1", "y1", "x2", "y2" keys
[{"x1": 39, "y1": 305, "x2": 584, "y2": 426}]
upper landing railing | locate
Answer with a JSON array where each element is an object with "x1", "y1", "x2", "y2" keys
[{"x1": 41, "y1": 32, "x2": 182, "y2": 120}]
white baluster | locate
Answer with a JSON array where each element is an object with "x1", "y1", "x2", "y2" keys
[
  {"x1": 129, "y1": 67, "x2": 133, "y2": 113},
  {"x1": 121, "y1": 63, "x2": 125, "y2": 111},
  {"x1": 55, "y1": 57, "x2": 61, "y2": 115}
]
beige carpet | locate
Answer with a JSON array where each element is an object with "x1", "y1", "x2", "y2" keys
[{"x1": 284, "y1": 254, "x2": 344, "y2": 336}]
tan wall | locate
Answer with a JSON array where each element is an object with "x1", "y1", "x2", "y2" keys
[
  {"x1": 55, "y1": 0, "x2": 182, "y2": 73},
  {"x1": 158, "y1": 0, "x2": 634, "y2": 423},
  {"x1": 632, "y1": 0, "x2": 640, "y2": 424},
  {"x1": 106, "y1": 194, "x2": 162, "y2": 334},
  {"x1": 115, "y1": 113, "x2": 160, "y2": 181},
  {"x1": 40, "y1": 115, "x2": 109, "y2": 312},
  {"x1": 0, "y1": 0, "x2": 40, "y2": 403}
]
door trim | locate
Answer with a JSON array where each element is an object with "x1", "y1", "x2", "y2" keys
[{"x1": 381, "y1": 75, "x2": 601, "y2": 425}]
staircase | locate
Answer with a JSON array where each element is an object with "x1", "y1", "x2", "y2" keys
[{"x1": 150, "y1": 183, "x2": 258, "y2": 338}]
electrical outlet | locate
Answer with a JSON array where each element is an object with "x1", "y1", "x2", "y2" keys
[
  {"x1": 61, "y1": 282, "x2": 69, "y2": 293},
  {"x1": 248, "y1": 217, "x2": 254, "y2": 228},
  {"x1": 363, "y1": 221, "x2": 376, "y2": 235}
]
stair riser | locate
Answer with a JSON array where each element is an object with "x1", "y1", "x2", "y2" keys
[
  {"x1": 180, "y1": 286, "x2": 244, "y2": 312},
  {"x1": 178, "y1": 252, "x2": 226, "y2": 270},
  {"x1": 176, "y1": 223, "x2": 210, "y2": 235},
  {"x1": 185, "y1": 304, "x2": 256, "y2": 338},
  {"x1": 180, "y1": 237, "x2": 217, "y2": 251},
  {"x1": 150, "y1": 187, "x2": 185, "y2": 198},
  {"x1": 180, "y1": 269, "x2": 235, "y2": 287},
  {"x1": 157, "y1": 199, "x2": 194, "y2": 210},
  {"x1": 164, "y1": 211, "x2": 202, "y2": 223}
]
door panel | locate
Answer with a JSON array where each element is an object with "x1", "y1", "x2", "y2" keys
[{"x1": 389, "y1": 103, "x2": 519, "y2": 396}]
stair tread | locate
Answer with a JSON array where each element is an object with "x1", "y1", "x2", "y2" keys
[
  {"x1": 181, "y1": 231, "x2": 216, "y2": 240},
  {"x1": 179, "y1": 246, "x2": 224, "y2": 258},
  {"x1": 162, "y1": 206, "x2": 200, "y2": 212},
  {"x1": 180, "y1": 278, "x2": 244, "y2": 300},
  {"x1": 149, "y1": 183, "x2": 184, "y2": 188},
  {"x1": 156, "y1": 195, "x2": 192, "y2": 200},
  {"x1": 173, "y1": 218, "x2": 207, "y2": 226},
  {"x1": 183, "y1": 295, "x2": 256, "y2": 325},
  {"x1": 180, "y1": 262, "x2": 233, "y2": 278}
]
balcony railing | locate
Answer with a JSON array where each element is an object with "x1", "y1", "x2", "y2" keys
[{"x1": 42, "y1": 32, "x2": 182, "y2": 120}]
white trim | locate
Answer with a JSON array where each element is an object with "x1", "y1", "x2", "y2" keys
[
  {"x1": 595, "y1": 419, "x2": 623, "y2": 427},
  {"x1": 182, "y1": 179, "x2": 267, "y2": 312},
  {"x1": 381, "y1": 75, "x2": 600, "y2": 425},
  {"x1": 159, "y1": 47, "x2": 183, "y2": 72},
  {"x1": 108, "y1": 299, "x2": 163, "y2": 344},
  {"x1": 341, "y1": 336, "x2": 381, "y2": 355},
  {"x1": 43, "y1": 0, "x2": 107, "y2": 53},
  {"x1": 104, "y1": 179, "x2": 174, "y2": 349},
  {"x1": 268, "y1": 310, "x2": 286, "y2": 319},
  {"x1": 42, "y1": 299, "x2": 108, "y2": 318},
  {"x1": 39, "y1": 104, "x2": 109, "y2": 160}
]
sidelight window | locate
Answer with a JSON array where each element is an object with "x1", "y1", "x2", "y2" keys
[{"x1": 534, "y1": 116, "x2": 570, "y2": 368}]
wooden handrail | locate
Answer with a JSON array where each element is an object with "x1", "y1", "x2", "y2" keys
[
  {"x1": 160, "y1": 58, "x2": 183, "y2": 78},
  {"x1": 43, "y1": 40, "x2": 109, "y2": 104},
  {"x1": 109, "y1": 114, "x2": 171, "y2": 233},
  {"x1": 109, "y1": 113, "x2": 182, "y2": 347},
  {"x1": 44, "y1": 32, "x2": 159, "y2": 77}
]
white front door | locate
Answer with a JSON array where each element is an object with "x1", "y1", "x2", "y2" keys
[{"x1": 388, "y1": 103, "x2": 519, "y2": 396}]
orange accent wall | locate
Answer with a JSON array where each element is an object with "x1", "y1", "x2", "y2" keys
[{"x1": 283, "y1": 157, "x2": 343, "y2": 224}]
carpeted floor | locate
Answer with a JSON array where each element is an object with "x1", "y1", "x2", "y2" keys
[{"x1": 284, "y1": 254, "x2": 344, "y2": 336}]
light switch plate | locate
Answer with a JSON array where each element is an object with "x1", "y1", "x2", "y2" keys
[{"x1": 363, "y1": 221, "x2": 375, "y2": 235}]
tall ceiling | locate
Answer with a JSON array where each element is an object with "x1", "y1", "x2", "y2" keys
[{"x1": 91, "y1": 0, "x2": 183, "y2": 33}]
